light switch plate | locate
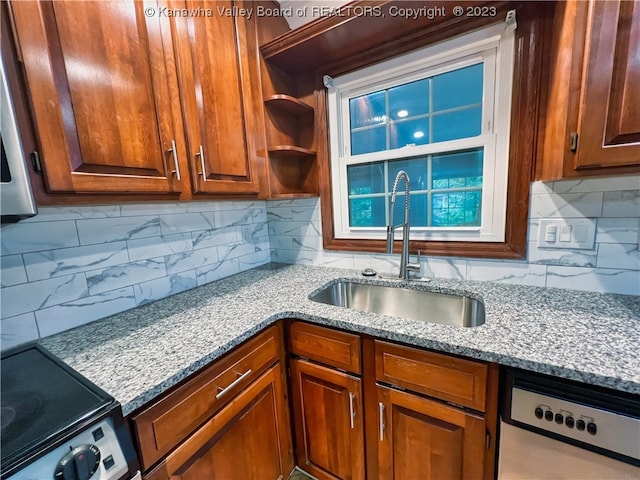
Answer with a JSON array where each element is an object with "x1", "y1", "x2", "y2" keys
[{"x1": 537, "y1": 218, "x2": 596, "y2": 250}]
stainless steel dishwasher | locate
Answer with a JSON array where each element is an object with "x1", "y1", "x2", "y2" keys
[{"x1": 498, "y1": 369, "x2": 640, "y2": 479}]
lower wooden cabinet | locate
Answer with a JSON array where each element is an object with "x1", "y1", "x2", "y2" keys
[
  {"x1": 288, "y1": 324, "x2": 498, "y2": 480},
  {"x1": 133, "y1": 321, "x2": 497, "y2": 480},
  {"x1": 146, "y1": 364, "x2": 292, "y2": 480},
  {"x1": 290, "y1": 358, "x2": 365, "y2": 480},
  {"x1": 376, "y1": 384, "x2": 486, "y2": 480}
]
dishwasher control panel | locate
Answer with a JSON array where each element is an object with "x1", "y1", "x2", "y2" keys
[
  {"x1": 510, "y1": 386, "x2": 640, "y2": 462},
  {"x1": 501, "y1": 369, "x2": 640, "y2": 469}
]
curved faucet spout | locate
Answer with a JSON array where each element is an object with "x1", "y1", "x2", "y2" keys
[{"x1": 386, "y1": 170, "x2": 420, "y2": 279}]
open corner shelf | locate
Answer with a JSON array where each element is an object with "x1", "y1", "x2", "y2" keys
[
  {"x1": 268, "y1": 145, "x2": 316, "y2": 158},
  {"x1": 264, "y1": 94, "x2": 314, "y2": 116}
]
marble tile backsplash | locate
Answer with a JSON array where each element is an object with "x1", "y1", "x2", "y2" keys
[
  {"x1": 268, "y1": 175, "x2": 640, "y2": 296},
  {"x1": 0, "y1": 201, "x2": 269, "y2": 349},
  {"x1": 1, "y1": 175, "x2": 637, "y2": 349}
]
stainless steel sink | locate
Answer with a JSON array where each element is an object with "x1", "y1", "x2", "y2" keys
[{"x1": 309, "y1": 281, "x2": 485, "y2": 327}]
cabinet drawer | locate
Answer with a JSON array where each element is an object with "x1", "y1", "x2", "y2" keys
[
  {"x1": 289, "y1": 321, "x2": 360, "y2": 374},
  {"x1": 132, "y1": 325, "x2": 282, "y2": 470},
  {"x1": 375, "y1": 340, "x2": 488, "y2": 411}
]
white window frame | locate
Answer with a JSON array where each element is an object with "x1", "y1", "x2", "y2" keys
[{"x1": 327, "y1": 21, "x2": 516, "y2": 242}]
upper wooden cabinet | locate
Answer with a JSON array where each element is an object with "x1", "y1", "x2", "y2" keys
[
  {"x1": 10, "y1": 0, "x2": 182, "y2": 194},
  {"x1": 537, "y1": 0, "x2": 640, "y2": 180},
  {"x1": 170, "y1": 0, "x2": 263, "y2": 195},
  {"x1": 9, "y1": 0, "x2": 268, "y2": 199}
]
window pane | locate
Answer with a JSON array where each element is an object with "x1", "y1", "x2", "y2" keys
[
  {"x1": 430, "y1": 148, "x2": 483, "y2": 227},
  {"x1": 390, "y1": 119, "x2": 429, "y2": 149},
  {"x1": 347, "y1": 163, "x2": 385, "y2": 195},
  {"x1": 432, "y1": 107, "x2": 482, "y2": 143},
  {"x1": 387, "y1": 157, "x2": 427, "y2": 191},
  {"x1": 431, "y1": 148, "x2": 483, "y2": 189},
  {"x1": 432, "y1": 63, "x2": 483, "y2": 112},
  {"x1": 350, "y1": 91, "x2": 386, "y2": 129},
  {"x1": 389, "y1": 78, "x2": 429, "y2": 120},
  {"x1": 391, "y1": 193, "x2": 427, "y2": 227},
  {"x1": 432, "y1": 191, "x2": 480, "y2": 227},
  {"x1": 465, "y1": 191, "x2": 482, "y2": 224},
  {"x1": 431, "y1": 191, "x2": 481, "y2": 226},
  {"x1": 351, "y1": 126, "x2": 386, "y2": 155},
  {"x1": 349, "y1": 197, "x2": 386, "y2": 227}
]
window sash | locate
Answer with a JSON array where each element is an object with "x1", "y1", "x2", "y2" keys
[
  {"x1": 328, "y1": 21, "x2": 514, "y2": 243},
  {"x1": 340, "y1": 53, "x2": 495, "y2": 159}
]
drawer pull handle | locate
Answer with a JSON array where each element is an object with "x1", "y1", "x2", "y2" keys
[
  {"x1": 168, "y1": 140, "x2": 181, "y2": 180},
  {"x1": 196, "y1": 145, "x2": 207, "y2": 182},
  {"x1": 379, "y1": 402, "x2": 385, "y2": 441},
  {"x1": 349, "y1": 392, "x2": 356, "y2": 429},
  {"x1": 215, "y1": 369, "x2": 252, "y2": 399}
]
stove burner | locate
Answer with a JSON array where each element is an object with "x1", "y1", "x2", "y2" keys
[{"x1": 0, "y1": 392, "x2": 43, "y2": 442}]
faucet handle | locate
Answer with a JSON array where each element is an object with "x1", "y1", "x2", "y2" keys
[{"x1": 407, "y1": 250, "x2": 421, "y2": 272}]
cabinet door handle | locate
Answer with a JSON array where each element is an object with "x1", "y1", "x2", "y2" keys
[
  {"x1": 349, "y1": 392, "x2": 356, "y2": 429},
  {"x1": 215, "y1": 369, "x2": 252, "y2": 399},
  {"x1": 168, "y1": 140, "x2": 181, "y2": 181},
  {"x1": 379, "y1": 402, "x2": 385, "y2": 441},
  {"x1": 196, "y1": 145, "x2": 207, "y2": 182}
]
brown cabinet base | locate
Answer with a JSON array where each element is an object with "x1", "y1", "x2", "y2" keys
[
  {"x1": 289, "y1": 359, "x2": 365, "y2": 480},
  {"x1": 145, "y1": 364, "x2": 293, "y2": 480}
]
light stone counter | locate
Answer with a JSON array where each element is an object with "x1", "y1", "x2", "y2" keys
[{"x1": 40, "y1": 264, "x2": 640, "y2": 416}]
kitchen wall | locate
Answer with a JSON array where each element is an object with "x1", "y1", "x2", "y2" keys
[
  {"x1": 0, "y1": 201, "x2": 269, "y2": 350},
  {"x1": 2, "y1": 176, "x2": 637, "y2": 349},
  {"x1": 268, "y1": 175, "x2": 640, "y2": 296}
]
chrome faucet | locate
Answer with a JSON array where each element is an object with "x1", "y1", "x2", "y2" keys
[{"x1": 386, "y1": 170, "x2": 421, "y2": 279}]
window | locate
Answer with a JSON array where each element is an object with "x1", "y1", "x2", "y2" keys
[{"x1": 328, "y1": 21, "x2": 515, "y2": 243}]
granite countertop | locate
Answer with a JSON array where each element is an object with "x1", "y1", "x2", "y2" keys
[{"x1": 40, "y1": 263, "x2": 640, "y2": 416}]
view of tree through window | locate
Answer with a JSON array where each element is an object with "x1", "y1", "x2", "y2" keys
[
  {"x1": 347, "y1": 63, "x2": 484, "y2": 228},
  {"x1": 347, "y1": 148, "x2": 483, "y2": 228}
]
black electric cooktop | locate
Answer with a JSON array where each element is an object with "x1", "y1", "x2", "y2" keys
[{"x1": 0, "y1": 343, "x2": 115, "y2": 475}]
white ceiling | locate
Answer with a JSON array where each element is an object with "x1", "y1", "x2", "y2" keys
[{"x1": 276, "y1": 0, "x2": 350, "y2": 29}]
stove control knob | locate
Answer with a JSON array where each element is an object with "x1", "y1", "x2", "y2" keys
[
  {"x1": 534, "y1": 407, "x2": 544, "y2": 419},
  {"x1": 544, "y1": 410, "x2": 554, "y2": 421},
  {"x1": 576, "y1": 419, "x2": 586, "y2": 431},
  {"x1": 565, "y1": 416, "x2": 575, "y2": 428},
  {"x1": 587, "y1": 422, "x2": 597, "y2": 435},
  {"x1": 55, "y1": 444, "x2": 101, "y2": 480}
]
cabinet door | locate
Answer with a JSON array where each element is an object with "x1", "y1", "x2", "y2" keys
[
  {"x1": 290, "y1": 359, "x2": 365, "y2": 480},
  {"x1": 171, "y1": 0, "x2": 262, "y2": 195},
  {"x1": 575, "y1": 0, "x2": 640, "y2": 168},
  {"x1": 147, "y1": 364, "x2": 293, "y2": 480},
  {"x1": 376, "y1": 384, "x2": 486, "y2": 480},
  {"x1": 10, "y1": 0, "x2": 182, "y2": 194}
]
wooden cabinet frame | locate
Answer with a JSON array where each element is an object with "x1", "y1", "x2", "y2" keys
[{"x1": 536, "y1": 0, "x2": 640, "y2": 179}]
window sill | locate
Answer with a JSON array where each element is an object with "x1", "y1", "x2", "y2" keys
[{"x1": 322, "y1": 237, "x2": 526, "y2": 260}]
